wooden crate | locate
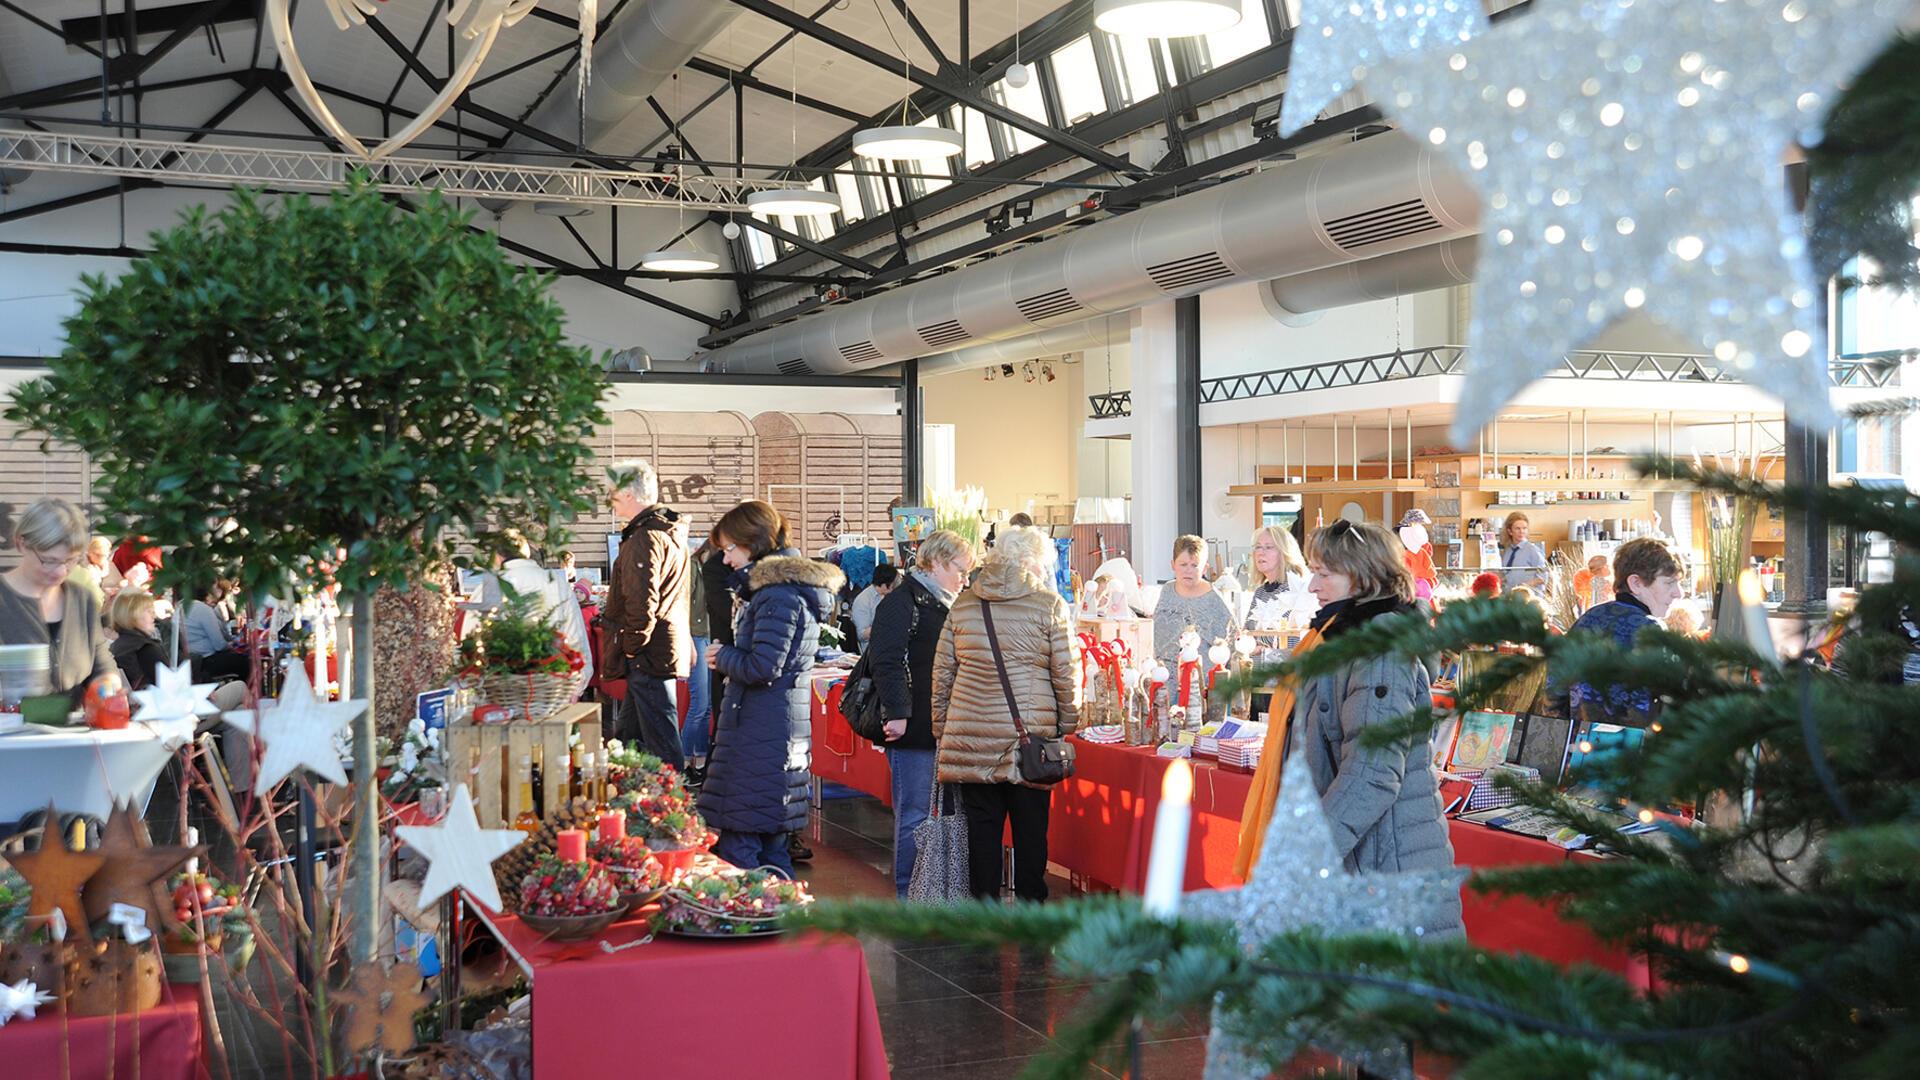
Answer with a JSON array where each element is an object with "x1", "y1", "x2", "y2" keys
[{"x1": 443, "y1": 702, "x2": 603, "y2": 828}]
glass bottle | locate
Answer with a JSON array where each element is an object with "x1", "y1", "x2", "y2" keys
[{"x1": 512, "y1": 757, "x2": 540, "y2": 835}]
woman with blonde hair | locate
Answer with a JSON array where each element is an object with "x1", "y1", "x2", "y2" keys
[
  {"x1": 0, "y1": 498, "x2": 118, "y2": 701},
  {"x1": 932, "y1": 526, "x2": 1079, "y2": 901},
  {"x1": 1245, "y1": 524, "x2": 1314, "y2": 627},
  {"x1": 1232, "y1": 520, "x2": 1462, "y2": 935},
  {"x1": 1152, "y1": 534, "x2": 1234, "y2": 666},
  {"x1": 1498, "y1": 511, "x2": 1548, "y2": 591}
]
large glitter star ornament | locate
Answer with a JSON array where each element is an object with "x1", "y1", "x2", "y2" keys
[
  {"x1": 1278, "y1": 0, "x2": 1486, "y2": 137},
  {"x1": 129, "y1": 660, "x2": 220, "y2": 723},
  {"x1": 1368, "y1": 0, "x2": 1908, "y2": 444},
  {"x1": 395, "y1": 784, "x2": 525, "y2": 913},
  {"x1": 1185, "y1": 754, "x2": 1466, "y2": 1079},
  {"x1": 221, "y1": 663, "x2": 366, "y2": 794}
]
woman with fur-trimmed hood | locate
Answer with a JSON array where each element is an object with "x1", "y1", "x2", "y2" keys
[{"x1": 699, "y1": 501, "x2": 844, "y2": 877}]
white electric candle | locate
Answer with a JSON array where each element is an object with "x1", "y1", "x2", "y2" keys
[
  {"x1": 1738, "y1": 570, "x2": 1776, "y2": 666},
  {"x1": 1142, "y1": 759, "x2": 1194, "y2": 918}
]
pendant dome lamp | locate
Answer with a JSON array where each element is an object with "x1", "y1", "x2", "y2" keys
[
  {"x1": 851, "y1": 0, "x2": 963, "y2": 161},
  {"x1": 1093, "y1": 0, "x2": 1243, "y2": 37},
  {"x1": 642, "y1": 74, "x2": 719, "y2": 274},
  {"x1": 753, "y1": 0, "x2": 851, "y2": 214}
]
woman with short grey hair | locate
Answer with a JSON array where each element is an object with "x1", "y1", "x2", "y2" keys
[{"x1": 0, "y1": 497, "x2": 119, "y2": 701}]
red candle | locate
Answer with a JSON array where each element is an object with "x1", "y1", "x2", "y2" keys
[
  {"x1": 597, "y1": 811, "x2": 625, "y2": 844},
  {"x1": 556, "y1": 829, "x2": 588, "y2": 863}
]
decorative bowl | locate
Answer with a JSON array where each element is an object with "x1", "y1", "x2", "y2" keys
[{"x1": 519, "y1": 909, "x2": 622, "y2": 941}]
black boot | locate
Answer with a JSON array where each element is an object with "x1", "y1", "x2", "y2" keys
[{"x1": 788, "y1": 831, "x2": 813, "y2": 863}]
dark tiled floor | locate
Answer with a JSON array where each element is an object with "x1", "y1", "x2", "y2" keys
[{"x1": 806, "y1": 794, "x2": 1186, "y2": 1079}]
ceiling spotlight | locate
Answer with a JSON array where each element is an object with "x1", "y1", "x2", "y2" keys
[
  {"x1": 852, "y1": 125, "x2": 965, "y2": 161},
  {"x1": 1093, "y1": 0, "x2": 1242, "y2": 37},
  {"x1": 746, "y1": 186, "x2": 842, "y2": 218},
  {"x1": 1005, "y1": 62, "x2": 1033, "y2": 89},
  {"x1": 1000, "y1": 363, "x2": 1016, "y2": 378},
  {"x1": 722, "y1": 220, "x2": 742, "y2": 240},
  {"x1": 1041, "y1": 362, "x2": 1056, "y2": 382},
  {"x1": 985, "y1": 205, "x2": 1012, "y2": 235},
  {"x1": 533, "y1": 201, "x2": 593, "y2": 217},
  {"x1": 1022, "y1": 361, "x2": 1038, "y2": 383},
  {"x1": 639, "y1": 248, "x2": 721, "y2": 272},
  {"x1": 1251, "y1": 99, "x2": 1282, "y2": 141},
  {"x1": 985, "y1": 366, "x2": 997, "y2": 381},
  {"x1": 1010, "y1": 197, "x2": 1035, "y2": 222}
]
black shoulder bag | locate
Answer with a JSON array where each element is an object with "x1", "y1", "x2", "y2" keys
[
  {"x1": 838, "y1": 591, "x2": 919, "y2": 743},
  {"x1": 979, "y1": 600, "x2": 1076, "y2": 786}
]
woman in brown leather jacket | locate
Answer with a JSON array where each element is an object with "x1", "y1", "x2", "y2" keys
[{"x1": 931, "y1": 526, "x2": 1079, "y2": 902}]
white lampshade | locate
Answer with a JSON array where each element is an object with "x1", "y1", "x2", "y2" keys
[
  {"x1": 1093, "y1": 0, "x2": 1242, "y2": 37},
  {"x1": 851, "y1": 124, "x2": 965, "y2": 161},
  {"x1": 746, "y1": 186, "x2": 843, "y2": 218},
  {"x1": 639, "y1": 248, "x2": 720, "y2": 272}
]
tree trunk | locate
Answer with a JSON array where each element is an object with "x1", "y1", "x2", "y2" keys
[{"x1": 347, "y1": 593, "x2": 380, "y2": 966}]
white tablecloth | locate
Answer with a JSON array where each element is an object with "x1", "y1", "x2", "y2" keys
[{"x1": 0, "y1": 717, "x2": 195, "y2": 824}]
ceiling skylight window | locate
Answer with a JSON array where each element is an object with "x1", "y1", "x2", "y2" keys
[{"x1": 1050, "y1": 35, "x2": 1109, "y2": 125}]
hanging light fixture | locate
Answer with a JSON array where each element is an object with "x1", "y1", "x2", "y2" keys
[
  {"x1": 641, "y1": 73, "x2": 719, "y2": 273},
  {"x1": 1093, "y1": 0, "x2": 1242, "y2": 37},
  {"x1": 751, "y1": 1, "x2": 845, "y2": 217},
  {"x1": 851, "y1": 0, "x2": 962, "y2": 161},
  {"x1": 1005, "y1": 0, "x2": 1031, "y2": 87}
]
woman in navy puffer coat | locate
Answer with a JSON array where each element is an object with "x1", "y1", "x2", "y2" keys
[{"x1": 699, "y1": 507, "x2": 844, "y2": 876}]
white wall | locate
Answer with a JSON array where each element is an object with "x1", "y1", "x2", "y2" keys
[
  {"x1": 0, "y1": 82, "x2": 736, "y2": 363},
  {"x1": 922, "y1": 359, "x2": 1081, "y2": 514},
  {"x1": 1200, "y1": 280, "x2": 1456, "y2": 379}
]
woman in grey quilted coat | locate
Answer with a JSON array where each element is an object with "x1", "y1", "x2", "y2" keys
[{"x1": 1293, "y1": 519, "x2": 1463, "y2": 939}]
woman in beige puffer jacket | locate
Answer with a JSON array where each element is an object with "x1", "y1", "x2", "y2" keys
[{"x1": 931, "y1": 526, "x2": 1080, "y2": 901}]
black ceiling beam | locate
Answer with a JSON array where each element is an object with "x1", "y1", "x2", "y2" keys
[
  {"x1": 747, "y1": 217, "x2": 882, "y2": 276},
  {"x1": 0, "y1": 71, "x2": 239, "y2": 114},
  {"x1": 888, "y1": 0, "x2": 953, "y2": 74},
  {"x1": 750, "y1": 37, "x2": 1291, "y2": 279},
  {"x1": 724, "y1": 0, "x2": 1143, "y2": 178},
  {"x1": 0, "y1": 0, "x2": 233, "y2": 111},
  {"x1": 682, "y1": 57, "x2": 870, "y2": 126},
  {"x1": 0, "y1": 0, "x2": 104, "y2": 59},
  {"x1": 382, "y1": 0, "x2": 448, "y2": 113}
]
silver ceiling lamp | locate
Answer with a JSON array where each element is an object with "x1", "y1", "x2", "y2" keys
[
  {"x1": 1093, "y1": 0, "x2": 1242, "y2": 37},
  {"x1": 750, "y1": 0, "x2": 844, "y2": 217},
  {"x1": 852, "y1": 0, "x2": 963, "y2": 161},
  {"x1": 641, "y1": 72, "x2": 720, "y2": 273}
]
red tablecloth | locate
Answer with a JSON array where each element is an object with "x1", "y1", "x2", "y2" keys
[
  {"x1": 1050, "y1": 738, "x2": 1647, "y2": 987},
  {"x1": 807, "y1": 676, "x2": 893, "y2": 806},
  {"x1": 470, "y1": 901, "x2": 889, "y2": 1079},
  {"x1": 0, "y1": 983, "x2": 206, "y2": 1080}
]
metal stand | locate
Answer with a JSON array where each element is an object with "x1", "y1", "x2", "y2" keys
[{"x1": 294, "y1": 786, "x2": 318, "y2": 987}]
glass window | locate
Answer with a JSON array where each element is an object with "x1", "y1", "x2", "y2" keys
[
  {"x1": 950, "y1": 106, "x2": 996, "y2": 171},
  {"x1": 807, "y1": 178, "x2": 839, "y2": 239},
  {"x1": 1156, "y1": 39, "x2": 1182, "y2": 88},
  {"x1": 1103, "y1": 31, "x2": 1160, "y2": 107},
  {"x1": 989, "y1": 72, "x2": 1049, "y2": 154},
  {"x1": 1049, "y1": 35, "x2": 1108, "y2": 126},
  {"x1": 832, "y1": 164, "x2": 866, "y2": 224},
  {"x1": 744, "y1": 216, "x2": 778, "y2": 267},
  {"x1": 1192, "y1": 0, "x2": 1272, "y2": 74},
  {"x1": 904, "y1": 118, "x2": 954, "y2": 198}
]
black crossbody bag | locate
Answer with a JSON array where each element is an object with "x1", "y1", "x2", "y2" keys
[{"x1": 979, "y1": 600, "x2": 1075, "y2": 786}]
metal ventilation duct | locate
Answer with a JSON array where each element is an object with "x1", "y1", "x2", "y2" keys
[
  {"x1": 477, "y1": 0, "x2": 740, "y2": 210},
  {"x1": 913, "y1": 238, "x2": 1482, "y2": 376},
  {"x1": 698, "y1": 133, "x2": 1480, "y2": 374}
]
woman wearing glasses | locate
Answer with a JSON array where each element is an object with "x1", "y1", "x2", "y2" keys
[{"x1": 0, "y1": 497, "x2": 121, "y2": 702}]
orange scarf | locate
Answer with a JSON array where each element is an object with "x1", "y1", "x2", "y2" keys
[{"x1": 1231, "y1": 623, "x2": 1328, "y2": 881}]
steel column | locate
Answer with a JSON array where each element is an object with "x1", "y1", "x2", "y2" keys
[{"x1": 1176, "y1": 295, "x2": 1202, "y2": 537}]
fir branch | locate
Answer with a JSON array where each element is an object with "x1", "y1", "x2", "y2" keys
[{"x1": 1637, "y1": 456, "x2": 1920, "y2": 550}]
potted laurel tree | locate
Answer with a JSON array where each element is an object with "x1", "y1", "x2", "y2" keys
[{"x1": 5, "y1": 175, "x2": 607, "y2": 1069}]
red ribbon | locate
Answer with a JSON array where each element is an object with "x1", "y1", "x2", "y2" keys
[{"x1": 1177, "y1": 659, "x2": 1199, "y2": 711}]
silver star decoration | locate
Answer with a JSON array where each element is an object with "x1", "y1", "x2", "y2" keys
[
  {"x1": 395, "y1": 784, "x2": 524, "y2": 914},
  {"x1": 221, "y1": 663, "x2": 366, "y2": 794},
  {"x1": 129, "y1": 660, "x2": 221, "y2": 723},
  {"x1": 1279, "y1": 0, "x2": 1486, "y2": 137},
  {"x1": 1368, "y1": 0, "x2": 1907, "y2": 444},
  {"x1": 1185, "y1": 753, "x2": 1466, "y2": 1079}
]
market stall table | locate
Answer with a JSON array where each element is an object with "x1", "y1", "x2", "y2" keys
[
  {"x1": 0, "y1": 717, "x2": 195, "y2": 826},
  {"x1": 464, "y1": 897, "x2": 889, "y2": 1078},
  {"x1": 806, "y1": 674, "x2": 892, "y2": 806},
  {"x1": 0, "y1": 983, "x2": 206, "y2": 1080},
  {"x1": 1049, "y1": 737, "x2": 1647, "y2": 988}
]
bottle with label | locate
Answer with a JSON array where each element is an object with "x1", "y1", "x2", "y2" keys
[{"x1": 512, "y1": 757, "x2": 540, "y2": 835}]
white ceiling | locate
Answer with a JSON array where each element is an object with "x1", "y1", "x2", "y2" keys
[{"x1": 0, "y1": 0, "x2": 1074, "y2": 176}]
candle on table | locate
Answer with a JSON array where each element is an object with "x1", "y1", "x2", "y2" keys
[
  {"x1": 1737, "y1": 570, "x2": 1776, "y2": 667},
  {"x1": 1142, "y1": 759, "x2": 1194, "y2": 918},
  {"x1": 597, "y1": 811, "x2": 625, "y2": 844},
  {"x1": 556, "y1": 829, "x2": 588, "y2": 863}
]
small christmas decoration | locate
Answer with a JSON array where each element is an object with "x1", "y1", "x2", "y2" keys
[
  {"x1": 396, "y1": 784, "x2": 525, "y2": 914},
  {"x1": 333, "y1": 960, "x2": 434, "y2": 1057},
  {"x1": 6, "y1": 805, "x2": 106, "y2": 944},
  {"x1": 81, "y1": 802, "x2": 203, "y2": 930},
  {"x1": 220, "y1": 663, "x2": 367, "y2": 793}
]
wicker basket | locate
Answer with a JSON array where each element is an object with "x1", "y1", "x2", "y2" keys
[{"x1": 479, "y1": 670, "x2": 577, "y2": 721}]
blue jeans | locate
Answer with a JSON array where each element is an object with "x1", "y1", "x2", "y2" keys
[
  {"x1": 713, "y1": 829, "x2": 794, "y2": 878},
  {"x1": 682, "y1": 637, "x2": 711, "y2": 759},
  {"x1": 621, "y1": 670, "x2": 685, "y2": 771},
  {"x1": 887, "y1": 747, "x2": 936, "y2": 898}
]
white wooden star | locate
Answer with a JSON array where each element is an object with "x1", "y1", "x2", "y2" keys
[
  {"x1": 221, "y1": 663, "x2": 365, "y2": 795},
  {"x1": 395, "y1": 785, "x2": 525, "y2": 914},
  {"x1": 129, "y1": 661, "x2": 220, "y2": 723},
  {"x1": 1185, "y1": 753, "x2": 1466, "y2": 1078}
]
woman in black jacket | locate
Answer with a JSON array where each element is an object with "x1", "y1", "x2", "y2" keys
[
  {"x1": 867, "y1": 529, "x2": 976, "y2": 897},
  {"x1": 107, "y1": 589, "x2": 166, "y2": 690}
]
